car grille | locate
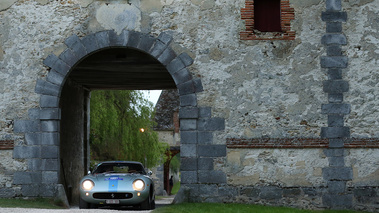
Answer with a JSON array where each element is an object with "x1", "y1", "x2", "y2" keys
[{"x1": 93, "y1": 193, "x2": 133, "y2": 199}]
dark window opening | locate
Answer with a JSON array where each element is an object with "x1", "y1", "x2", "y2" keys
[{"x1": 254, "y1": 0, "x2": 282, "y2": 32}]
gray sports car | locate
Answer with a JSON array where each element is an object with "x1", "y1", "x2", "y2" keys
[{"x1": 79, "y1": 161, "x2": 155, "y2": 210}]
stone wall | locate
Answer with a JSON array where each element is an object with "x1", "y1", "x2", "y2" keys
[{"x1": 0, "y1": 0, "x2": 378, "y2": 211}]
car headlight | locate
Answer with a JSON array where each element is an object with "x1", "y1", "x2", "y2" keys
[
  {"x1": 133, "y1": 179, "x2": 145, "y2": 191},
  {"x1": 82, "y1": 180, "x2": 95, "y2": 191}
]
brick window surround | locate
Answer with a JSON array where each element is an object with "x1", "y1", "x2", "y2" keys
[{"x1": 240, "y1": 0, "x2": 295, "y2": 40}]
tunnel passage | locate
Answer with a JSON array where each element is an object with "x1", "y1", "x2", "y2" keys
[{"x1": 59, "y1": 47, "x2": 177, "y2": 204}]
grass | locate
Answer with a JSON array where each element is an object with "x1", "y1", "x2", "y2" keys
[
  {"x1": 171, "y1": 181, "x2": 180, "y2": 195},
  {"x1": 153, "y1": 203, "x2": 366, "y2": 213},
  {"x1": 0, "y1": 198, "x2": 64, "y2": 209}
]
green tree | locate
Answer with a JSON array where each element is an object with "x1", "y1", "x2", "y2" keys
[{"x1": 90, "y1": 90, "x2": 167, "y2": 168}]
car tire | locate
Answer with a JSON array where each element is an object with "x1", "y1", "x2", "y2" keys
[
  {"x1": 140, "y1": 195, "x2": 152, "y2": 210},
  {"x1": 151, "y1": 196, "x2": 156, "y2": 210},
  {"x1": 79, "y1": 198, "x2": 90, "y2": 209}
]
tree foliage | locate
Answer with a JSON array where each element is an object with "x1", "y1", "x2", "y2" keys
[{"x1": 90, "y1": 90, "x2": 167, "y2": 168}]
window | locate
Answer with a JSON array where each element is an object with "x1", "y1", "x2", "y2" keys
[
  {"x1": 240, "y1": 0, "x2": 295, "y2": 40},
  {"x1": 254, "y1": 0, "x2": 281, "y2": 32}
]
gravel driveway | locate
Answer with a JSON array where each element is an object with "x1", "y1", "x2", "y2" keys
[{"x1": 0, "y1": 197, "x2": 174, "y2": 213}]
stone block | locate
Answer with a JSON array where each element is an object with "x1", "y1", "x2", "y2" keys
[
  {"x1": 81, "y1": 34, "x2": 100, "y2": 53},
  {"x1": 326, "y1": 0, "x2": 342, "y2": 11},
  {"x1": 149, "y1": 40, "x2": 167, "y2": 58},
  {"x1": 328, "y1": 114, "x2": 344, "y2": 127},
  {"x1": 241, "y1": 187, "x2": 260, "y2": 197},
  {"x1": 179, "y1": 107, "x2": 199, "y2": 119},
  {"x1": 181, "y1": 144, "x2": 197, "y2": 157},
  {"x1": 180, "y1": 157, "x2": 197, "y2": 171},
  {"x1": 178, "y1": 52, "x2": 194, "y2": 67},
  {"x1": 321, "y1": 103, "x2": 350, "y2": 114},
  {"x1": 157, "y1": 31, "x2": 173, "y2": 45},
  {"x1": 109, "y1": 29, "x2": 129, "y2": 46},
  {"x1": 328, "y1": 94, "x2": 344, "y2": 103},
  {"x1": 180, "y1": 94, "x2": 197, "y2": 107},
  {"x1": 329, "y1": 156, "x2": 345, "y2": 167},
  {"x1": 322, "y1": 194, "x2": 353, "y2": 209},
  {"x1": 198, "y1": 117, "x2": 225, "y2": 131},
  {"x1": 41, "y1": 132, "x2": 59, "y2": 145},
  {"x1": 167, "y1": 57, "x2": 186, "y2": 75},
  {"x1": 137, "y1": 34, "x2": 156, "y2": 53},
  {"x1": 260, "y1": 186, "x2": 283, "y2": 200},
  {"x1": 158, "y1": 47, "x2": 177, "y2": 66},
  {"x1": 41, "y1": 146, "x2": 59, "y2": 159},
  {"x1": 327, "y1": 45, "x2": 342, "y2": 56},
  {"x1": 13, "y1": 172, "x2": 42, "y2": 185},
  {"x1": 321, "y1": 127, "x2": 350, "y2": 139},
  {"x1": 126, "y1": 31, "x2": 141, "y2": 48},
  {"x1": 40, "y1": 184, "x2": 56, "y2": 197},
  {"x1": 35, "y1": 79, "x2": 61, "y2": 97},
  {"x1": 42, "y1": 171, "x2": 59, "y2": 183},
  {"x1": 21, "y1": 184, "x2": 40, "y2": 197},
  {"x1": 41, "y1": 159, "x2": 59, "y2": 171},
  {"x1": 177, "y1": 80, "x2": 196, "y2": 96},
  {"x1": 181, "y1": 171, "x2": 197, "y2": 184},
  {"x1": 13, "y1": 146, "x2": 40, "y2": 159},
  {"x1": 199, "y1": 107, "x2": 212, "y2": 118},
  {"x1": 47, "y1": 69, "x2": 65, "y2": 86},
  {"x1": 172, "y1": 68, "x2": 192, "y2": 85},
  {"x1": 324, "y1": 148, "x2": 346, "y2": 157},
  {"x1": 198, "y1": 145, "x2": 226, "y2": 157},
  {"x1": 181, "y1": 131, "x2": 197, "y2": 144},
  {"x1": 328, "y1": 181, "x2": 346, "y2": 194},
  {"x1": 0, "y1": 188, "x2": 16, "y2": 198},
  {"x1": 198, "y1": 157, "x2": 214, "y2": 170},
  {"x1": 40, "y1": 95, "x2": 59, "y2": 108},
  {"x1": 25, "y1": 133, "x2": 41, "y2": 145},
  {"x1": 95, "y1": 31, "x2": 110, "y2": 49},
  {"x1": 283, "y1": 188, "x2": 302, "y2": 197},
  {"x1": 59, "y1": 48, "x2": 79, "y2": 67},
  {"x1": 329, "y1": 139, "x2": 345, "y2": 148},
  {"x1": 64, "y1": 34, "x2": 87, "y2": 58},
  {"x1": 198, "y1": 131, "x2": 213, "y2": 144},
  {"x1": 328, "y1": 68, "x2": 342, "y2": 80},
  {"x1": 13, "y1": 120, "x2": 40, "y2": 133},
  {"x1": 193, "y1": 78, "x2": 204, "y2": 93},
  {"x1": 43, "y1": 54, "x2": 59, "y2": 68},
  {"x1": 198, "y1": 171, "x2": 226, "y2": 184},
  {"x1": 321, "y1": 11, "x2": 347, "y2": 22},
  {"x1": 28, "y1": 159, "x2": 41, "y2": 171},
  {"x1": 321, "y1": 56, "x2": 348, "y2": 68},
  {"x1": 41, "y1": 120, "x2": 59, "y2": 132},
  {"x1": 326, "y1": 22, "x2": 342, "y2": 33},
  {"x1": 198, "y1": 184, "x2": 218, "y2": 196},
  {"x1": 322, "y1": 167, "x2": 353, "y2": 181},
  {"x1": 180, "y1": 119, "x2": 197, "y2": 131},
  {"x1": 39, "y1": 108, "x2": 61, "y2": 120},
  {"x1": 322, "y1": 34, "x2": 347, "y2": 45},
  {"x1": 354, "y1": 188, "x2": 377, "y2": 204},
  {"x1": 323, "y1": 80, "x2": 349, "y2": 94}
]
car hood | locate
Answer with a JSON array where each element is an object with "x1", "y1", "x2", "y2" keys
[{"x1": 89, "y1": 173, "x2": 145, "y2": 182}]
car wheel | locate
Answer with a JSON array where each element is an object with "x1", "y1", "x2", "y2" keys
[
  {"x1": 140, "y1": 195, "x2": 152, "y2": 210},
  {"x1": 79, "y1": 197, "x2": 90, "y2": 209},
  {"x1": 151, "y1": 195, "x2": 156, "y2": 210}
]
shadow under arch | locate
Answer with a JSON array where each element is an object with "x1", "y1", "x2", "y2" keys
[{"x1": 34, "y1": 30, "x2": 204, "y2": 204}]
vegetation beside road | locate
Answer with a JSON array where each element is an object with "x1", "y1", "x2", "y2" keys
[
  {"x1": 0, "y1": 198, "x2": 64, "y2": 209},
  {"x1": 153, "y1": 203, "x2": 367, "y2": 213}
]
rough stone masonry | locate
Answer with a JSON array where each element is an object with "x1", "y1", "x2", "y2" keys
[{"x1": 0, "y1": 0, "x2": 378, "y2": 211}]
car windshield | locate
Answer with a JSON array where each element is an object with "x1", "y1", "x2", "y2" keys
[{"x1": 93, "y1": 162, "x2": 146, "y2": 175}]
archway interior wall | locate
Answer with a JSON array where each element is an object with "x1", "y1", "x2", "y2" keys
[{"x1": 12, "y1": 30, "x2": 226, "y2": 201}]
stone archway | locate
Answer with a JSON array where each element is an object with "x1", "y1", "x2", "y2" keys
[{"x1": 13, "y1": 30, "x2": 226, "y2": 202}]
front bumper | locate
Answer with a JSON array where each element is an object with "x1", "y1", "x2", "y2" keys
[{"x1": 80, "y1": 190, "x2": 149, "y2": 205}]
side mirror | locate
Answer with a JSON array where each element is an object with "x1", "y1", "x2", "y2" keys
[{"x1": 148, "y1": 171, "x2": 153, "y2": 176}]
